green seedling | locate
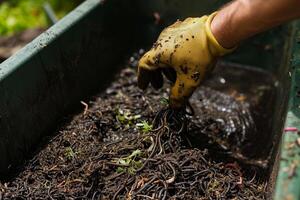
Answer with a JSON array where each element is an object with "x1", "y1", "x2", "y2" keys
[
  {"x1": 64, "y1": 147, "x2": 76, "y2": 160},
  {"x1": 116, "y1": 108, "x2": 141, "y2": 126},
  {"x1": 115, "y1": 149, "x2": 143, "y2": 174},
  {"x1": 116, "y1": 166, "x2": 126, "y2": 173},
  {"x1": 136, "y1": 120, "x2": 153, "y2": 133},
  {"x1": 160, "y1": 97, "x2": 170, "y2": 106}
]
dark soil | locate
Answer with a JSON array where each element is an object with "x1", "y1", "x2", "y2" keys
[{"x1": 0, "y1": 56, "x2": 270, "y2": 199}]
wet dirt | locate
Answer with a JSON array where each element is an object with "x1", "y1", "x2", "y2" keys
[
  {"x1": 189, "y1": 62, "x2": 277, "y2": 162},
  {"x1": 0, "y1": 55, "x2": 276, "y2": 199}
]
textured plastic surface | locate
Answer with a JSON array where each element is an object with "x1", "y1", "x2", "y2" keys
[
  {"x1": 0, "y1": 0, "x2": 141, "y2": 176},
  {"x1": 0, "y1": 0, "x2": 299, "y2": 198},
  {"x1": 274, "y1": 21, "x2": 300, "y2": 200}
]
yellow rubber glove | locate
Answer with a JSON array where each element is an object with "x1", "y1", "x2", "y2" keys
[{"x1": 138, "y1": 12, "x2": 234, "y2": 108}]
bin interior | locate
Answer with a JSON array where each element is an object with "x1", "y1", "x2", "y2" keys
[
  {"x1": 110, "y1": 0, "x2": 293, "y2": 196},
  {"x1": 135, "y1": 0, "x2": 291, "y2": 164},
  {"x1": 0, "y1": 0, "x2": 295, "y2": 198}
]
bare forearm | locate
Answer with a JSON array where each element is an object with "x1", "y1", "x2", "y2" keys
[{"x1": 211, "y1": 0, "x2": 300, "y2": 48}]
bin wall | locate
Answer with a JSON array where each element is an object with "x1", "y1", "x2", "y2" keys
[
  {"x1": 0, "y1": 0, "x2": 141, "y2": 176},
  {"x1": 274, "y1": 20, "x2": 300, "y2": 200},
  {"x1": 0, "y1": 1, "x2": 298, "y2": 199}
]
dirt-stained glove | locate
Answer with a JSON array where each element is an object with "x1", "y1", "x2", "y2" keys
[{"x1": 137, "y1": 12, "x2": 234, "y2": 108}]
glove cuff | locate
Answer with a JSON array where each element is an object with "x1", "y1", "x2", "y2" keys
[{"x1": 205, "y1": 12, "x2": 236, "y2": 56}]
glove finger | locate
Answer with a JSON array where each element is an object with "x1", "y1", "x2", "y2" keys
[
  {"x1": 169, "y1": 80, "x2": 187, "y2": 109},
  {"x1": 162, "y1": 67, "x2": 177, "y2": 83},
  {"x1": 169, "y1": 76, "x2": 198, "y2": 109},
  {"x1": 137, "y1": 67, "x2": 152, "y2": 90},
  {"x1": 150, "y1": 69, "x2": 164, "y2": 90}
]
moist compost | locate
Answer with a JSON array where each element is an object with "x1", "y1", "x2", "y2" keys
[{"x1": 0, "y1": 58, "x2": 272, "y2": 199}]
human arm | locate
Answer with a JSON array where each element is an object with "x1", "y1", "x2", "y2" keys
[
  {"x1": 137, "y1": 0, "x2": 300, "y2": 109},
  {"x1": 212, "y1": 0, "x2": 300, "y2": 48}
]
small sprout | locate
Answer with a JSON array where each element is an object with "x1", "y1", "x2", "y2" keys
[
  {"x1": 116, "y1": 112, "x2": 126, "y2": 124},
  {"x1": 127, "y1": 167, "x2": 135, "y2": 175},
  {"x1": 116, "y1": 167, "x2": 126, "y2": 173},
  {"x1": 127, "y1": 166, "x2": 136, "y2": 175},
  {"x1": 116, "y1": 108, "x2": 141, "y2": 126},
  {"x1": 118, "y1": 159, "x2": 129, "y2": 165},
  {"x1": 136, "y1": 120, "x2": 153, "y2": 133},
  {"x1": 64, "y1": 147, "x2": 76, "y2": 160},
  {"x1": 160, "y1": 97, "x2": 169, "y2": 105},
  {"x1": 128, "y1": 149, "x2": 142, "y2": 158},
  {"x1": 133, "y1": 114, "x2": 142, "y2": 120},
  {"x1": 115, "y1": 149, "x2": 143, "y2": 174}
]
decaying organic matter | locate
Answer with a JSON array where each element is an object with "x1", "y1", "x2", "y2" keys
[
  {"x1": 87, "y1": 108, "x2": 267, "y2": 199},
  {"x1": 0, "y1": 61, "x2": 270, "y2": 199}
]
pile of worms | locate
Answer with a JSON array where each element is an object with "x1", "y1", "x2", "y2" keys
[{"x1": 88, "y1": 108, "x2": 267, "y2": 200}]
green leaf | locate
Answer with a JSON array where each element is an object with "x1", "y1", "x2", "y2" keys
[
  {"x1": 118, "y1": 158, "x2": 129, "y2": 165},
  {"x1": 64, "y1": 147, "x2": 75, "y2": 160},
  {"x1": 127, "y1": 167, "x2": 136, "y2": 175},
  {"x1": 160, "y1": 97, "x2": 169, "y2": 105},
  {"x1": 128, "y1": 149, "x2": 142, "y2": 159},
  {"x1": 136, "y1": 120, "x2": 153, "y2": 133},
  {"x1": 132, "y1": 160, "x2": 143, "y2": 169},
  {"x1": 133, "y1": 115, "x2": 142, "y2": 120},
  {"x1": 116, "y1": 167, "x2": 125, "y2": 173},
  {"x1": 115, "y1": 108, "x2": 141, "y2": 126}
]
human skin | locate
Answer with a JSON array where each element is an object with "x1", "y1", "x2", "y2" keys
[
  {"x1": 211, "y1": 0, "x2": 300, "y2": 49},
  {"x1": 137, "y1": 0, "x2": 300, "y2": 108}
]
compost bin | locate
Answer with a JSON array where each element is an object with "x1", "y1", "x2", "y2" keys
[{"x1": 0, "y1": 0, "x2": 299, "y2": 199}]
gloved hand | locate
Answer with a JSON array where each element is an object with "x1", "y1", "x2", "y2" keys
[{"x1": 137, "y1": 12, "x2": 234, "y2": 108}]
